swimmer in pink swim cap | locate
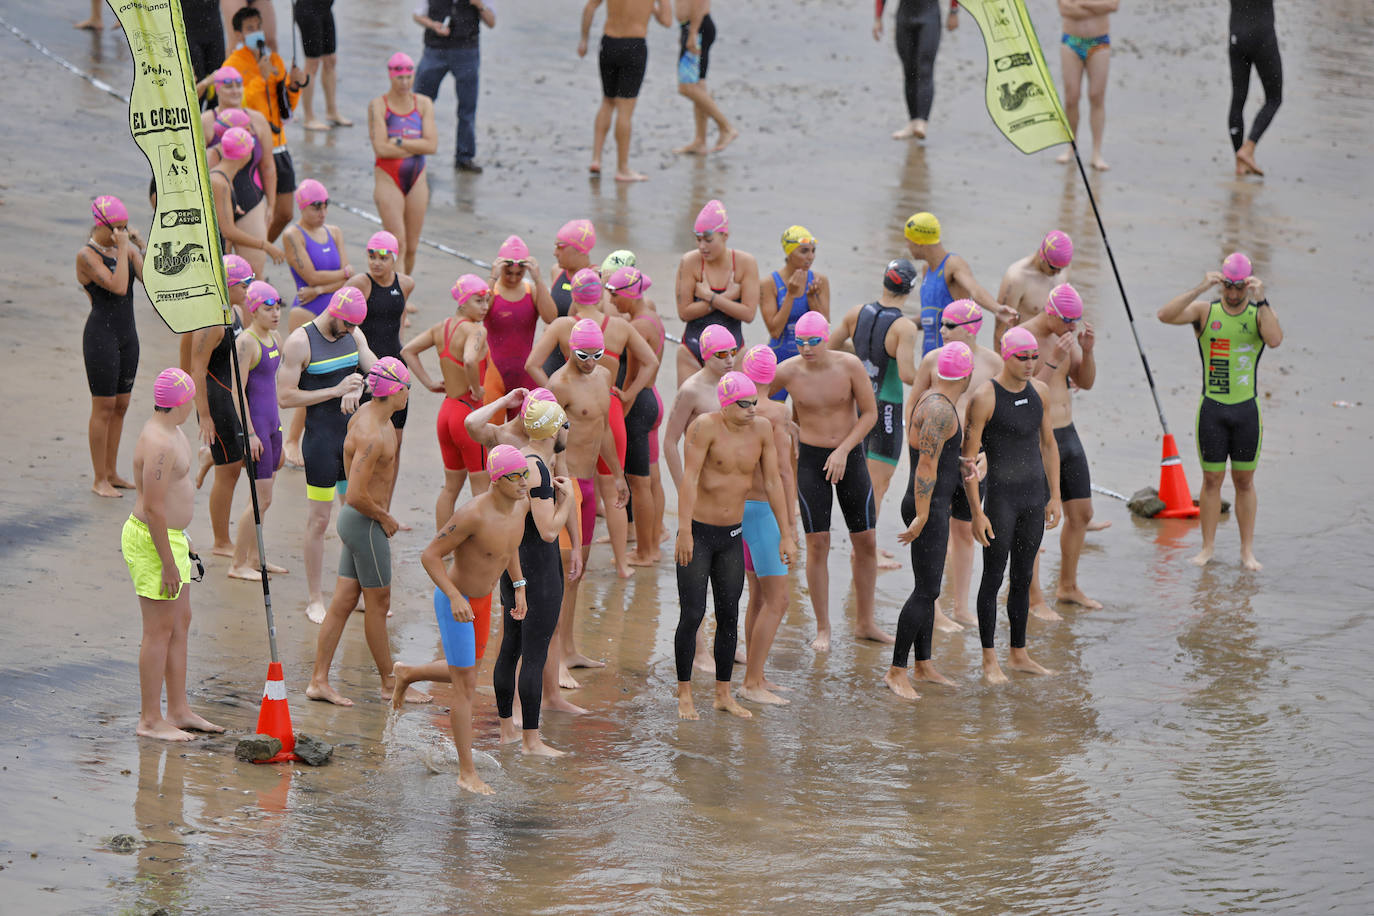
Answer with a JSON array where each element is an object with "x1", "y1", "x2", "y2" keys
[
  {"x1": 370, "y1": 50, "x2": 438, "y2": 273},
  {"x1": 998, "y1": 229, "x2": 1074, "y2": 350},
  {"x1": 209, "y1": 126, "x2": 285, "y2": 276},
  {"x1": 675, "y1": 201, "x2": 760, "y2": 384}
]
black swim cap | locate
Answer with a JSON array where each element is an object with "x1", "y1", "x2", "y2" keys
[{"x1": 883, "y1": 258, "x2": 919, "y2": 294}]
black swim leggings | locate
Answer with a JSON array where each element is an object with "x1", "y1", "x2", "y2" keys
[
  {"x1": 976, "y1": 486, "x2": 1045, "y2": 650},
  {"x1": 493, "y1": 541, "x2": 563, "y2": 731},
  {"x1": 674, "y1": 520, "x2": 744, "y2": 683},
  {"x1": 894, "y1": 2, "x2": 942, "y2": 121},
  {"x1": 893, "y1": 496, "x2": 951, "y2": 668},
  {"x1": 1228, "y1": 25, "x2": 1282, "y2": 150}
]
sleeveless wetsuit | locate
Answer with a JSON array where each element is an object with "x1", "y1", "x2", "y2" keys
[
  {"x1": 1195, "y1": 300, "x2": 1265, "y2": 471},
  {"x1": 543, "y1": 269, "x2": 575, "y2": 378},
  {"x1": 682, "y1": 250, "x2": 743, "y2": 362},
  {"x1": 894, "y1": 392, "x2": 961, "y2": 667},
  {"x1": 245, "y1": 329, "x2": 282, "y2": 480},
  {"x1": 376, "y1": 102, "x2": 427, "y2": 194},
  {"x1": 919, "y1": 252, "x2": 956, "y2": 355},
  {"x1": 854, "y1": 301, "x2": 907, "y2": 466},
  {"x1": 359, "y1": 274, "x2": 410, "y2": 429},
  {"x1": 486, "y1": 282, "x2": 540, "y2": 393},
  {"x1": 493, "y1": 454, "x2": 564, "y2": 732},
  {"x1": 976, "y1": 380, "x2": 1047, "y2": 651},
  {"x1": 624, "y1": 310, "x2": 666, "y2": 476},
  {"x1": 301, "y1": 322, "x2": 359, "y2": 500},
  {"x1": 82, "y1": 245, "x2": 140, "y2": 397},
  {"x1": 289, "y1": 225, "x2": 343, "y2": 314},
  {"x1": 767, "y1": 268, "x2": 813, "y2": 401},
  {"x1": 435, "y1": 317, "x2": 488, "y2": 473},
  {"x1": 205, "y1": 310, "x2": 246, "y2": 466}
]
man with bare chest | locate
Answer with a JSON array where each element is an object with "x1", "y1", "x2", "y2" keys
[
  {"x1": 579, "y1": 0, "x2": 672, "y2": 181},
  {"x1": 662, "y1": 323, "x2": 737, "y2": 491},
  {"x1": 996, "y1": 230, "x2": 1073, "y2": 350},
  {"x1": 675, "y1": 372, "x2": 794, "y2": 720},
  {"x1": 771, "y1": 311, "x2": 890, "y2": 652},
  {"x1": 307, "y1": 358, "x2": 422, "y2": 707}
]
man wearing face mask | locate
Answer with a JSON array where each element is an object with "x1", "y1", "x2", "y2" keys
[{"x1": 222, "y1": 6, "x2": 306, "y2": 243}]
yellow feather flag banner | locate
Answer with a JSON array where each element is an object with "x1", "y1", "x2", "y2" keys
[
  {"x1": 957, "y1": 0, "x2": 1073, "y2": 154},
  {"x1": 108, "y1": 0, "x2": 228, "y2": 331}
]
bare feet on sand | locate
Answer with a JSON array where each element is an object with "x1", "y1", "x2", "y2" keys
[
  {"x1": 877, "y1": 547, "x2": 902, "y2": 571},
  {"x1": 712, "y1": 128, "x2": 739, "y2": 152},
  {"x1": 1087, "y1": 519, "x2": 1112, "y2": 532},
  {"x1": 195, "y1": 446, "x2": 213, "y2": 488},
  {"x1": 211, "y1": 544, "x2": 235, "y2": 558},
  {"x1": 811, "y1": 630, "x2": 831, "y2": 652},
  {"x1": 92, "y1": 481, "x2": 122, "y2": 498},
  {"x1": 1030, "y1": 600, "x2": 1063, "y2": 622},
  {"x1": 714, "y1": 692, "x2": 752, "y2": 718},
  {"x1": 589, "y1": 161, "x2": 601, "y2": 174},
  {"x1": 855, "y1": 624, "x2": 896, "y2": 645},
  {"x1": 678, "y1": 693, "x2": 699, "y2": 720},
  {"x1": 738, "y1": 684, "x2": 788, "y2": 705},
  {"x1": 883, "y1": 668, "x2": 921, "y2": 700},
  {"x1": 1091, "y1": 155, "x2": 1110, "y2": 171},
  {"x1": 627, "y1": 550, "x2": 660, "y2": 566},
  {"x1": 952, "y1": 606, "x2": 978, "y2": 627},
  {"x1": 388, "y1": 663, "x2": 434, "y2": 708},
  {"x1": 306, "y1": 681, "x2": 353, "y2": 706},
  {"x1": 1056, "y1": 149, "x2": 1073, "y2": 164},
  {"x1": 306, "y1": 601, "x2": 328, "y2": 624},
  {"x1": 544, "y1": 693, "x2": 588, "y2": 715},
  {"x1": 912, "y1": 661, "x2": 955, "y2": 687},
  {"x1": 1190, "y1": 545, "x2": 1215, "y2": 567},
  {"x1": 112, "y1": 475, "x2": 135, "y2": 489},
  {"x1": 566, "y1": 653, "x2": 604, "y2": 671},
  {"x1": 137, "y1": 720, "x2": 197, "y2": 741},
  {"x1": 615, "y1": 170, "x2": 648, "y2": 182},
  {"x1": 1056, "y1": 587, "x2": 1102, "y2": 609},
  {"x1": 891, "y1": 119, "x2": 927, "y2": 140},
  {"x1": 674, "y1": 141, "x2": 707, "y2": 155},
  {"x1": 1235, "y1": 141, "x2": 1264, "y2": 176},
  {"x1": 457, "y1": 772, "x2": 495, "y2": 796},
  {"x1": 327, "y1": 115, "x2": 354, "y2": 127},
  {"x1": 170, "y1": 711, "x2": 225, "y2": 733},
  {"x1": 1240, "y1": 549, "x2": 1263, "y2": 571},
  {"x1": 303, "y1": 119, "x2": 329, "y2": 131},
  {"x1": 227, "y1": 561, "x2": 289, "y2": 580},
  {"x1": 1007, "y1": 650, "x2": 1054, "y2": 676},
  {"x1": 982, "y1": 663, "x2": 1010, "y2": 685},
  {"x1": 522, "y1": 735, "x2": 566, "y2": 757},
  {"x1": 934, "y1": 608, "x2": 963, "y2": 633},
  {"x1": 558, "y1": 666, "x2": 582, "y2": 690}
]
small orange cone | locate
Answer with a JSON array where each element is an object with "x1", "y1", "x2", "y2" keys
[
  {"x1": 253, "y1": 662, "x2": 300, "y2": 764},
  {"x1": 1155, "y1": 434, "x2": 1199, "y2": 519}
]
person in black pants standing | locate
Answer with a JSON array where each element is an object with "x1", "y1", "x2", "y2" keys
[
  {"x1": 873, "y1": 0, "x2": 959, "y2": 140},
  {"x1": 1228, "y1": 0, "x2": 1281, "y2": 176},
  {"x1": 413, "y1": 0, "x2": 496, "y2": 173}
]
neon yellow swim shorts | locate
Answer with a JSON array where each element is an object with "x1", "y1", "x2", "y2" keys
[{"x1": 121, "y1": 515, "x2": 191, "y2": 600}]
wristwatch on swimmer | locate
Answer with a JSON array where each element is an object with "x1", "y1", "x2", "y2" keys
[{"x1": 392, "y1": 136, "x2": 404, "y2": 147}]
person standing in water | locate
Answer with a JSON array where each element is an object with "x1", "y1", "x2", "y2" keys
[
  {"x1": 77, "y1": 195, "x2": 144, "y2": 498},
  {"x1": 1055, "y1": 0, "x2": 1117, "y2": 171},
  {"x1": 760, "y1": 225, "x2": 829, "y2": 400},
  {"x1": 1157, "y1": 252, "x2": 1282, "y2": 570},
  {"x1": 873, "y1": 0, "x2": 959, "y2": 140},
  {"x1": 1227, "y1": 0, "x2": 1282, "y2": 176}
]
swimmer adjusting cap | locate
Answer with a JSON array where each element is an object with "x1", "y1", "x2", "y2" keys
[
  {"x1": 92, "y1": 195, "x2": 128, "y2": 227},
  {"x1": 717, "y1": 371, "x2": 757, "y2": 407},
  {"x1": 694, "y1": 199, "x2": 729, "y2": 235},
  {"x1": 367, "y1": 231, "x2": 400, "y2": 256},
  {"x1": 219, "y1": 126, "x2": 255, "y2": 161},
  {"x1": 1046, "y1": 283, "x2": 1083, "y2": 320},
  {"x1": 326, "y1": 286, "x2": 367, "y2": 324},
  {"x1": 245, "y1": 280, "x2": 280, "y2": 312},
  {"x1": 367, "y1": 356, "x2": 411, "y2": 397},
  {"x1": 487, "y1": 444, "x2": 528, "y2": 479},
  {"x1": 1001, "y1": 326, "x2": 1038, "y2": 358},
  {"x1": 604, "y1": 266, "x2": 651, "y2": 299},
  {"x1": 452, "y1": 274, "x2": 490, "y2": 305},
  {"x1": 781, "y1": 225, "x2": 816, "y2": 256},
  {"x1": 904, "y1": 211, "x2": 941, "y2": 246},
  {"x1": 523, "y1": 387, "x2": 557, "y2": 411},
  {"x1": 1040, "y1": 230, "x2": 1074, "y2": 268},
  {"x1": 556, "y1": 219, "x2": 597, "y2": 254},
  {"x1": 498, "y1": 235, "x2": 529, "y2": 262},
  {"x1": 1222, "y1": 252, "x2": 1252, "y2": 282},
  {"x1": 795, "y1": 310, "x2": 830, "y2": 342},
  {"x1": 942, "y1": 299, "x2": 983, "y2": 334},
  {"x1": 570, "y1": 317, "x2": 605, "y2": 351},
  {"x1": 936, "y1": 342, "x2": 975, "y2": 380},
  {"x1": 154, "y1": 367, "x2": 196, "y2": 409},
  {"x1": 523, "y1": 398, "x2": 567, "y2": 440},
  {"x1": 741, "y1": 345, "x2": 778, "y2": 385},
  {"x1": 699, "y1": 324, "x2": 737, "y2": 359},
  {"x1": 570, "y1": 268, "x2": 604, "y2": 305},
  {"x1": 601, "y1": 250, "x2": 636, "y2": 273},
  {"x1": 883, "y1": 258, "x2": 919, "y2": 294},
  {"x1": 295, "y1": 178, "x2": 328, "y2": 208},
  {"x1": 223, "y1": 254, "x2": 254, "y2": 286}
]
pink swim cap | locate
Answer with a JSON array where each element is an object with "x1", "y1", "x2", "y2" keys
[
  {"x1": 522, "y1": 387, "x2": 557, "y2": 412},
  {"x1": 367, "y1": 356, "x2": 411, "y2": 397},
  {"x1": 295, "y1": 178, "x2": 328, "y2": 208},
  {"x1": 570, "y1": 268, "x2": 604, "y2": 305},
  {"x1": 487, "y1": 443, "x2": 528, "y2": 479},
  {"x1": 498, "y1": 235, "x2": 529, "y2": 262},
  {"x1": 1046, "y1": 283, "x2": 1083, "y2": 320},
  {"x1": 699, "y1": 324, "x2": 737, "y2": 359},
  {"x1": 794, "y1": 310, "x2": 830, "y2": 343},
  {"x1": 717, "y1": 371, "x2": 758, "y2": 408},
  {"x1": 154, "y1": 367, "x2": 196, "y2": 409},
  {"x1": 219, "y1": 126, "x2": 254, "y2": 161},
  {"x1": 942, "y1": 299, "x2": 982, "y2": 334},
  {"x1": 556, "y1": 219, "x2": 597, "y2": 254},
  {"x1": 212, "y1": 66, "x2": 242, "y2": 86},
  {"x1": 1001, "y1": 326, "x2": 1038, "y2": 358},
  {"x1": 213, "y1": 107, "x2": 251, "y2": 143},
  {"x1": 1222, "y1": 252, "x2": 1252, "y2": 282},
  {"x1": 387, "y1": 52, "x2": 414, "y2": 72},
  {"x1": 245, "y1": 280, "x2": 281, "y2": 312},
  {"x1": 367, "y1": 230, "x2": 399, "y2": 256},
  {"x1": 1040, "y1": 230, "x2": 1074, "y2": 269},
  {"x1": 605, "y1": 266, "x2": 651, "y2": 299},
  {"x1": 91, "y1": 195, "x2": 128, "y2": 227},
  {"x1": 222, "y1": 254, "x2": 254, "y2": 286},
  {"x1": 936, "y1": 341, "x2": 974, "y2": 380},
  {"x1": 326, "y1": 286, "x2": 367, "y2": 324},
  {"x1": 694, "y1": 199, "x2": 729, "y2": 235},
  {"x1": 452, "y1": 274, "x2": 490, "y2": 305},
  {"x1": 569, "y1": 318, "x2": 604, "y2": 351},
  {"x1": 741, "y1": 345, "x2": 778, "y2": 385}
]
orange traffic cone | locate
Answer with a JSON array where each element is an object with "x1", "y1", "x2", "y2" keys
[
  {"x1": 1155, "y1": 434, "x2": 1200, "y2": 519},
  {"x1": 253, "y1": 662, "x2": 300, "y2": 764}
]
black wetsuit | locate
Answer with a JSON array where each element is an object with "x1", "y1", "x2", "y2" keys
[
  {"x1": 543, "y1": 268, "x2": 573, "y2": 378},
  {"x1": 82, "y1": 245, "x2": 139, "y2": 397},
  {"x1": 358, "y1": 274, "x2": 409, "y2": 428},
  {"x1": 204, "y1": 310, "x2": 246, "y2": 465},
  {"x1": 493, "y1": 455, "x2": 563, "y2": 731},
  {"x1": 893, "y1": 393, "x2": 961, "y2": 667},
  {"x1": 888, "y1": 0, "x2": 942, "y2": 121},
  {"x1": 1228, "y1": 0, "x2": 1282, "y2": 151},
  {"x1": 976, "y1": 380, "x2": 1047, "y2": 650},
  {"x1": 675, "y1": 520, "x2": 745, "y2": 683}
]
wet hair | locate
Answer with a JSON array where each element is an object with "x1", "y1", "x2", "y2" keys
[{"x1": 232, "y1": 6, "x2": 263, "y2": 33}]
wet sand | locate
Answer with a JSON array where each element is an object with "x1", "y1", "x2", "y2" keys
[{"x1": 1, "y1": 0, "x2": 1372, "y2": 911}]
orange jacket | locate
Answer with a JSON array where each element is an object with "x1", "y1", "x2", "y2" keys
[{"x1": 222, "y1": 46, "x2": 299, "y2": 149}]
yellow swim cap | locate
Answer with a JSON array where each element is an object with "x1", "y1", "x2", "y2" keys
[
  {"x1": 523, "y1": 398, "x2": 567, "y2": 440},
  {"x1": 780, "y1": 225, "x2": 816, "y2": 256},
  {"x1": 904, "y1": 212, "x2": 941, "y2": 246}
]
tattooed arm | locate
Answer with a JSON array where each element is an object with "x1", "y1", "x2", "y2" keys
[{"x1": 897, "y1": 394, "x2": 958, "y2": 544}]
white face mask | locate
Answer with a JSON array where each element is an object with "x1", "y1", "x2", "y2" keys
[{"x1": 245, "y1": 30, "x2": 266, "y2": 52}]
